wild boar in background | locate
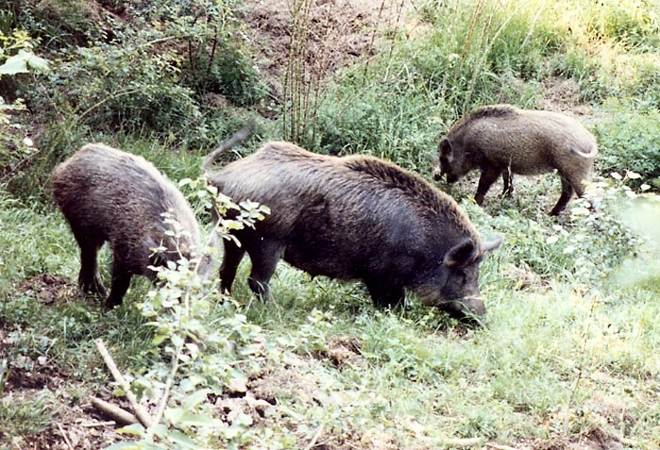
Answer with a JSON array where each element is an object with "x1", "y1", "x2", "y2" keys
[
  {"x1": 51, "y1": 143, "x2": 200, "y2": 308},
  {"x1": 204, "y1": 138, "x2": 502, "y2": 322},
  {"x1": 435, "y1": 104, "x2": 598, "y2": 215}
]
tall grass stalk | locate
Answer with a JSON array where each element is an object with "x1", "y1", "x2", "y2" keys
[{"x1": 283, "y1": 0, "x2": 314, "y2": 143}]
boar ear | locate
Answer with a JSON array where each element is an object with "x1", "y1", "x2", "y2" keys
[
  {"x1": 482, "y1": 236, "x2": 503, "y2": 254},
  {"x1": 444, "y1": 238, "x2": 478, "y2": 267},
  {"x1": 439, "y1": 138, "x2": 453, "y2": 159}
]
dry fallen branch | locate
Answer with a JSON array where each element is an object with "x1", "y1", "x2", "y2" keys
[
  {"x1": 442, "y1": 437, "x2": 485, "y2": 447},
  {"x1": 95, "y1": 338, "x2": 154, "y2": 428},
  {"x1": 57, "y1": 423, "x2": 74, "y2": 450},
  {"x1": 80, "y1": 420, "x2": 117, "y2": 428},
  {"x1": 485, "y1": 444, "x2": 520, "y2": 450},
  {"x1": 90, "y1": 396, "x2": 138, "y2": 426}
]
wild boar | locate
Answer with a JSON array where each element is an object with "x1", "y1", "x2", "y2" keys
[
  {"x1": 51, "y1": 143, "x2": 200, "y2": 308},
  {"x1": 435, "y1": 104, "x2": 598, "y2": 215},
  {"x1": 204, "y1": 141, "x2": 502, "y2": 321}
]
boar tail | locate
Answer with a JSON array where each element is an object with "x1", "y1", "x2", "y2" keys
[
  {"x1": 202, "y1": 119, "x2": 256, "y2": 173},
  {"x1": 569, "y1": 143, "x2": 598, "y2": 158}
]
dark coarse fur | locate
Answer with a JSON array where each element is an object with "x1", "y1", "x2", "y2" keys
[
  {"x1": 436, "y1": 104, "x2": 598, "y2": 215},
  {"x1": 205, "y1": 140, "x2": 501, "y2": 321},
  {"x1": 51, "y1": 143, "x2": 200, "y2": 308}
]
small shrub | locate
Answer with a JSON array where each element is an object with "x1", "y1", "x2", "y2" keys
[
  {"x1": 0, "y1": 0, "x2": 105, "y2": 49},
  {"x1": 585, "y1": 0, "x2": 660, "y2": 49},
  {"x1": 0, "y1": 29, "x2": 49, "y2": 184},
  {"x1": 101, "y1": 188, "x2": 276, "y2": 449},
  {"x1": 593, "y1": 109, "x2": 660, "y2": 187}
]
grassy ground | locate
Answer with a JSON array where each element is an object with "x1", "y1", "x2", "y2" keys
[
  {"x1": 2, "y1": 0, "x2": 660, "y2": 448},
  {"x1": 2, "y1": 168, "x2": 660, "y2": 449}
]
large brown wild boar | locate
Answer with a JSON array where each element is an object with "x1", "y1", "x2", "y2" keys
[
  {"x1": 51, "y1": 143, "x2": 200, "y2": 308},
  {"x1": 435, "y1": 104, "x2": 598, "y2": 215},
  {"x1": 204, "y1": 140, "x2": 502, "y2": 321}
]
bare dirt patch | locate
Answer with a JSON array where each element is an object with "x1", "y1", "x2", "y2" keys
[
  {"x1": 239, "y1": 0, "x2": 410, "y2": 99},
  {"x1": 18, "y1": 274, "x2": 77, "y2": 305},
  {"x1": 1, "y1": 364, "x2": 126, "y2": 450}
]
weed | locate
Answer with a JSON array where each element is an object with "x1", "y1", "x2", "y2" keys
[{"x1": 0, "y1": 391, "x2": 56, "y2": 440}]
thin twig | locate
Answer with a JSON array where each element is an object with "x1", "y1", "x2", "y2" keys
[
  {"x1": 304, "y1": 424, "x2": 324, "y2": 450},
  {"x1": 95, "y1": 338, "x2": 154, "y2": 428},
  {"x1": 485, "y1": 443, "x2": 520, "y2": 450},
  {"x1": 152, "y1": 339, "x2": 181, "y2": 425},
  {"x1": 80, "y1": 421, "x2": 117, "y2": 428},
  {"x1": 442, "y1": 437, "x2": 484, "y2": 447},
  {"x1": 57, "y1": 423, "x2": 74, "y2": 450}
]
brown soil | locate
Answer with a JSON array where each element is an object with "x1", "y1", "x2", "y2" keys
[
  {"x1": 0, "y1": 1, "x2": 627, "y2": 449},
  {"x1": 239, "y1": 0, "x2": 409, "y2": 101},
  {"x1": 18, "y1": 274, "x2": 77, "y2": 305}
]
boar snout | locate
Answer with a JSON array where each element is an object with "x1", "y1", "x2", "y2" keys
[{"x1": 439, "y1": 295, "x2": 487, "y2": 324}]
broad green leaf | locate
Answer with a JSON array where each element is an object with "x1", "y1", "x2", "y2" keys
[
  {"x1": 0, "y1": 50, "x2": 49, "y2": 75},
  {"x1": 168, "y1": 430, "x2": 200, "y2": 449},
  {"x1": 104, "y1": 443, "x2": 141, "y2": 450},
  {"x1": 164, "y1": 407, "x2": 185, "y2": 425},
  {"x1": 26, "y1": 51, "x2": 49, "y2": 71},
  {"x1": 152, "y1": 333, "x2": 168, "y2": 345},
  {"x1": 150, "y1": 423, "x2": 169, "y2": 439},
  {"x1": 116, "y1": 423, "x2": 146, "y2": 437},
  {"x1": 178, "y1": 413, "x2": 222, "y2": 427},
  {"x1": 0, "y1": 53, "x2": 28, "y2": 74},
  {"x1": 182, "y1": 388, "x2": 210, "y2": 410}
]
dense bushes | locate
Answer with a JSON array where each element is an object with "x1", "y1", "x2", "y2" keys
[
  {"x1": 1, "y1": 0, "x2": 267, "y2": 200},
  {"x1": 594, "y1": 109, "x2": 660, "y2": 187}
]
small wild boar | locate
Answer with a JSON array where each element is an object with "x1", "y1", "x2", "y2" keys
[
  {"x1": 51, "y1": 143, "x2": 200, "y2": 308},
  {"x1": 435, "y1": 104, "x2": 598, "y2": 215},
  {"x1": 204, "y1": 140, "x2": 502, "y2": 321}
]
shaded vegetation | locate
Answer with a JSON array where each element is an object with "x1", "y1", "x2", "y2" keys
[{"x1": 2, "y1": 0, "x2": 660, "y2": 448}]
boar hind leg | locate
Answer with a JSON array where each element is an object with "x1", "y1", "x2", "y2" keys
[
  {"x1": 550, "y1": 178, "x2": 575, "y2": 216},
  {"x1": 475, "y1": 168, "x2": 501, "y2": 205},
  {"x1": 220, "y1": 239, "x2": 246, "y2": 294},
  {"x1": 246, "y1": 242, "x2": 283, "y2": 301},
  {"x1": 501, "y1": 169, "x2": 514, "y2": 197},
  {"x1": 365, "y1": 281, "x2": 405, "y2": 309},
  {"x1": 77, "y1": 237, "x2": 106, "y2": 297}
]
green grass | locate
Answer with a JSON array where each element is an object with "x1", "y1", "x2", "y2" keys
[
  {"x1": 3, "y1": 150, "x2": 660, "y2": 448},
  {"x1": 0, "y1": 390, "x2": 56, "y2": 439},
  {"x1": 2, "y1": 0, "x2": 660, "y2": 447},
  {"x1": 3, "y1": 126, "x2": 660, "y2": 448}
]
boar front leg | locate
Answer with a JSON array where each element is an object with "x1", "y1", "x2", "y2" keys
[
  {"x1": 475, "y1": 168, "x2": 501, "y2": 205},
  {"x1": 106, "y1": 260, "x2": 133, "y2": 308},
  {"x1": 76, "y1": 236, "x2": 106, "y2": 297},
  {"x1": 365, "y1": 280, "x2": 405, "y2": 309}
]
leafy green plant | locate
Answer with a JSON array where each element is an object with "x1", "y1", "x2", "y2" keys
[
  {"x1": 102, "y1": 188, "x2": 275, "y2": 449},
  {"x1": 593, "y1": 109, "x2": 660, "y2": 187},
  {"x1": 585, "y1": 0, "x2": 660, "y2": 49},
  {"x1": 0, "y1": 28, "x2": 49, "y2": 183},
  {"x1": 128, "y1": 0, "x2": 267, "y2": 106},
  {"x1": 0, "y1": 391, "x2": 56, "y2": 439}
]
